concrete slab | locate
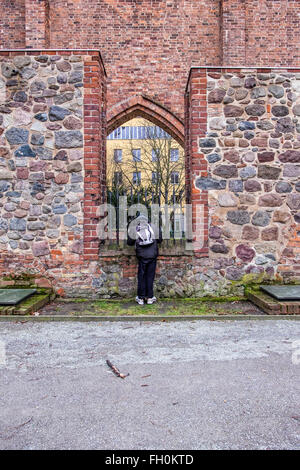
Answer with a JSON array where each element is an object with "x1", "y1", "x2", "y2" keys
[
  {"x1": 0, "y1": 289, "x2": 36, "y2": 306},
  {"x1": 261, "y1": 285, "x2": 300, "y2": 301}
]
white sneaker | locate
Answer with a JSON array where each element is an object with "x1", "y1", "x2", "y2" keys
[
  {"x1": 135, "y1": 296, "x2": 144, "y2": 305},
  {"x1": 147, "y1": 297, "x2": 157, "y2": 305}
]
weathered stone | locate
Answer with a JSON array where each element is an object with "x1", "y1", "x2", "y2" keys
[
  {"x1": 31, "y1": 133, "x2": 45, "y2": 146},
  {"x1": 55, "y1": 173, "x2": 69, "y2": 184},
  {"x1": 0, "y1": 181, "x2": 10, "y2": 192},
  {"x1": 257, "y1": 165, "x2": 281, "y2": 180},
  {"x1": 224, "y1": 149, "x2": 239, "y2": 164},
  {"x1": 244, "y1": 180, "x2": 261, "y2": 192},
  {"x1": 208, "y1": 88, "x2": 226, "y2": 103},
  {"x1": 258, "y1": 151, "x2": 274, "y2": 163},
  {"x1": 15, "y1": 145, "x2": 36, "y2": 158},
  {"x1": 13, "y1": 55, "x2": 31, "y2": 68},
  {"x1": 258, "y1": 194, "x2": 283, "y2": 207},
  {"x1": 235, "y1": 89, "x2": 248, "y2": 101},
  {"x1": 32, "y1": 241, "x2": 50, "y2": 257},
  {"x1": 213, "y1": 165, "x2": 237, "y2": 178},
  {"x1": 1, "y1": 63, "x2": 18, "y2": 78},
  {"x1": 28, "y1": 221, "x2": 46, "y2": 231},
  {"x1": 275, "y1": 117, "x2": 294, "y2": 134},
  {"x1": 195, "y1": 177, "x2": 226, "y2": 190},
  {"x1": 67, "y1": 161, "x2": 82, "y2": 172},
  {"x1": 238, "y1": 121, "x2": 255, "y2": 131},
  {"x1": 226, "y1": 267, "x2": 244, "y2": 281},
  {"x1": 292, "y1": 104, "x2": 300, "y2": 116},
  {"x1": 244, "y1": 77, "x2": 256, "y2": 89},
  {"x1": 236, "y1": 244, "x2": 255, "y2": 262},
  {"x1": 206, "y1": 153, "x2": 221, "y2": 163},
  {"x1": 30, "y1": 80, "x2": 46, "y2": 95},
  {"x1": 13, "y1": 91, "x2": 27, "y2": 103},
  {"x1": 210, "y1": 243, "x2": 229, "y2": 254},
  {"x1": 240, "y1": 166, "x2": 256, "y2": 180},
  {"x1": 199, "y1": 138, "x2": 216, "y2": 148},
  {"x1": 209, "y1": 226, "x2": 222, "y2": 239},
  {"x1": 63, "y1": 116, "x2": 82, "y2": 130},
  {"x1": 245, "y1": 104, "x2": 265, "y2": 116},
  {"x1": 54, "y1": 92, "x2": 74, "y2": 105},
  {"x1": 35, "y1": 147, "x2": 53, "y2": 160},
  {"x1": 5, "y1": 127, "x2": 29, "y2": 145},
  {"x1": 49, "y1": 106, "x2": 72, "y2": 122},
  {"x1": 252, "y1": 211, "x2": 271, "y2": 227},
  {"x1": 228, "y1": 180, "x2": 243, "y2": 192},
  {"x1": 287, "y1": 194, "x2": 300, "y2": 210},
  {"x1": 34, "y1": 113, "x2": 47, "y2": 122},
  {"x1": 53, "y1": 204, "x2": 67, "y2": 214},
  {"x1": 268, "y1": 85, "x2": 284, "y2": 98},
  {"x1": 70, "y1": 240, "x2": 83, "y2": 254},
  {"x1": 273, "y1": 210, "x2": 290, "y2": 223},
  {"x1": 0, "y1": 170, "x2": 13, "y2": 179},
  {"x1": 54, "y1": 150, "x2": 68, "y2": 161},
  {"x1": 227, "y1": 210, "x2": 250, "y2": 225},
  {"x1": 35, "y1": 55, "x2": 49, "y2": 63},
  {"x1": 55, "y1": 131, "x2": 83, "y2": 149},
  {"x1": 224, "y1": 105, "x2": 243, "y2": 117},
  {"x1": 257, "y1": 120, "x2": 274, "y2": 131},
  {"x1": 68, "y1": 71, "x2": 83, "y2": 84},
  {"x1": 275, "y1": 181, "x2": 292, "y2": 193},
  {"x1": 250, "y1": 87, "x2": 266, "y2": 99},
  {"x1": 64, "y1": 214, "x2": 77, "y2": 227},
  {"x1": 261, "y1": 226, "x2": 278, "y2": 241},
  {"x1": 21, "y1": 67, "x2": 37, "y2": 80},
  {"x1": 242, "y1": 225, "x2": 259, "y2": 240},
  {"x1": 56, "y1": 61, "x2": 72, "y2": 72},
  {"x1": 9, "y1": 218, "x2": 26, "y2": 231},
  {"x1": 218, "y1": 192, "x2": 237, "y2": 207},
  {"x1": 272, "y1": 105, "x2": 289, "y2": 117},
  {"x1": 283, "y1": 164, "x2": 300, "y2": 177},
  {"x1": 278, "y1": 150, "x2": 300, "y2": 163}
]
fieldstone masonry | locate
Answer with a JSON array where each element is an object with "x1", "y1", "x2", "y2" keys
[
  {"x1": 1, "y1": 56, "x2": 300, "y2": 297},
  {"x1": 188, "y1": 67, "x2": 300, "y2": 287}
]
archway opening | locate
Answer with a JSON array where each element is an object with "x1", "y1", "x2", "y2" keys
[{"x1": 105, "y1": 114, "x2": 186, "y2": 247}]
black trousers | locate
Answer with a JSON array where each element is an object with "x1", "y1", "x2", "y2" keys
[{"x1": 137, "y1": 258, "x2": 157, "y2": 299}]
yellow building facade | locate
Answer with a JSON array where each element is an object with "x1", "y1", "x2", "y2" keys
[{"x1": 107, "y1": 118, "x2": 185, "y2": 200}]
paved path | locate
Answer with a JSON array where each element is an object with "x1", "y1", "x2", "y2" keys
[{"x1": 0, "y1": 320, "x2": 299, "y2": 450}]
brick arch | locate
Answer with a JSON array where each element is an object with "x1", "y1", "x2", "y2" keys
[{"x1": 107, "y1": 95, "x2": 184, "y2": 146}]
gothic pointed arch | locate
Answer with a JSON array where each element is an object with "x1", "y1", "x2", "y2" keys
[{"x1": 107, "y1": 95, "x2": 184, "y2": 146}]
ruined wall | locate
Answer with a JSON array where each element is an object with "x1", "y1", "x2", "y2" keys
[
  {"x1": 2, "y1": 1, "x2": 299, "y2": 124},
  {"x1": 189, "y1": 67, "x2": 300, "y2": 286},
  {"x1": 0, "y1": 50, "x2": 107, "y2": 296}
]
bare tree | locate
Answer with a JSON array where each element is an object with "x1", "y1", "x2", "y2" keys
[{"x1": 107, "y1": 119, "x2": 185, "y2": 205}]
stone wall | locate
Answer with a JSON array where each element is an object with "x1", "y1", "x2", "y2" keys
[
  {"x1": 2, "y1": 1, "x2": 300, "y2": 126},
  {"x1": 189, "y1": 67, "x2": 300, "y2": 285},
  {"x1": 0, "y1": 50, "x2": 108, "y2": 297}
]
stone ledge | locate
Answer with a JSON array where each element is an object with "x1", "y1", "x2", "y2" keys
[{"x1": 247, "y1": 289, "x2": 300, "y2": 315}]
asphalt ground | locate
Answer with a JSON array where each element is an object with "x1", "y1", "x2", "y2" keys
[{"x1": 0, "y1": 320, "x2": 299, "y2": 450}]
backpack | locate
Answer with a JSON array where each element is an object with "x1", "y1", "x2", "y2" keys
[{"x1": 136, "y1": 222, "x2": 155, "y2": 246}]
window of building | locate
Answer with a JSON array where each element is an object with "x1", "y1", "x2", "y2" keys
[
  {"x1": 133, "y1": 171, "x2": 141, "y2": 185},
  {"x1": 132, "y1": 148, "x2": 141, "y2": 162},
  {"x1": 152, "y1": 149, "x2": 160, "y2": 161},
  {"x1": 170, "y1": 148, "x2": 179, "y2": 162},
  {"x1": 114, "y1": 149, "x2": 122, "y2": 163},
  {"x1": 113, "y1": 172, "x2": 122, "y2": 185},
  {"x1": 171, "y1": 171, "x2": 179, "y2": 184},
  {"x1": 152, "y1": 171, "x2": 159, "y2": 184}
]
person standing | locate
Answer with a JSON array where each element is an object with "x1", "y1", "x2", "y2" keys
[{"x1": 127, "y1": 215, "x2": 162, "y2": 305}]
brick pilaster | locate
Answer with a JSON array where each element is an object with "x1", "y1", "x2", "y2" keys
[
  {"x1": 185, "y1": 69, "x2": 209, "y2": 256},
  {"x1": 83, "y1": 53, "x2": 107, "y2": 260}
]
